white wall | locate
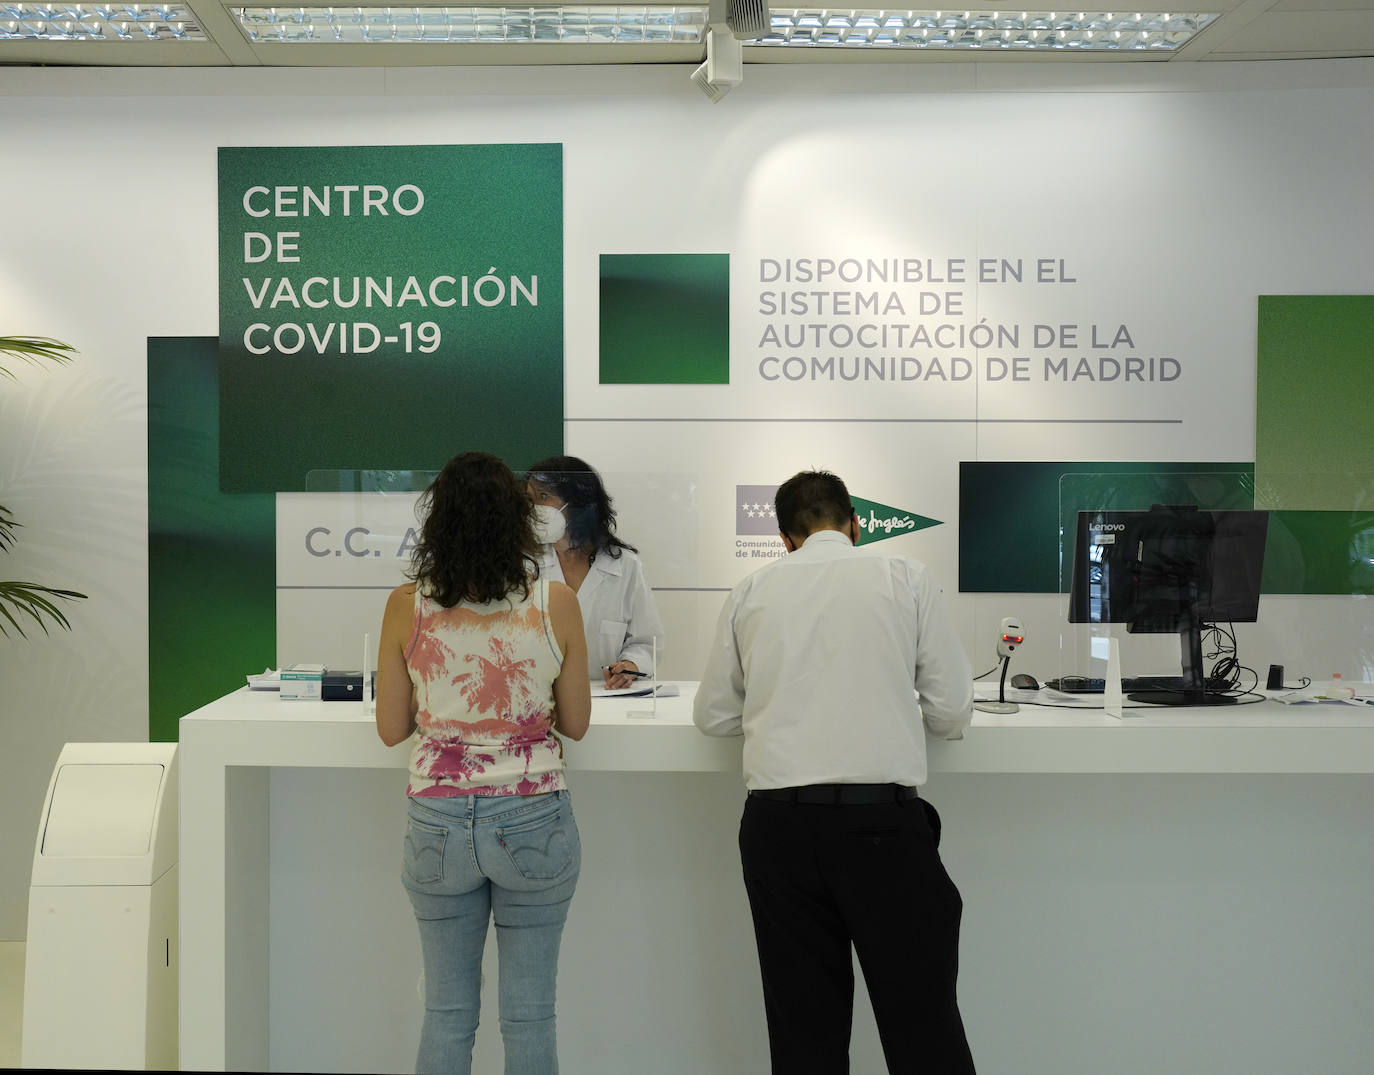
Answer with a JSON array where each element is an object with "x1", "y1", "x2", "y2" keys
[{"x1": 2, "y1": 59, "x2": 1373, "y2": 956}]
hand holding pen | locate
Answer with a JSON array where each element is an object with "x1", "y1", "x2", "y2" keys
[{"x1": 602, "y1": 662, "x2": 648, "y2": 689}]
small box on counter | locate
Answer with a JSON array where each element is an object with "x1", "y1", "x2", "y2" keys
[
  {"x1": 280, "y1": 663, "x2": 325, "y2": 701},
  {"x1": 322, "y1": 670, "x2": 376, "y2": 702}
]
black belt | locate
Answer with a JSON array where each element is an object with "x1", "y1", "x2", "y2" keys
[{"x1": 749, "y1": 783, "x2": 918, "y2": 805}]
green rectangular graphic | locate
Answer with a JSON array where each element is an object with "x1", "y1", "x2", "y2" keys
[
  {"x1": 1261, "y1": 510, "x2": 1374, "y2": 595},
  {"x1": 959, "y1": 461, "x2": 1370, "y2": 595},
  {"x1": 959, "y1": 461, "x2": 1254, "y2": 595},
  {"x1": 599, "y1": 253, "x2": 730, "y2": 384},
  {"x1": 1257, "y1": 295, "x2": 1374, "y2": 511},
  {"x1": 218, "y1": 144, "x2": 564, "y2": 492},
  {"x1": 149, "y1": 337, "x2": 275, "y2": 742}
]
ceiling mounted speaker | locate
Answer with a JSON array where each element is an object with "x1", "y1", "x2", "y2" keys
[
  {"x1": 726, "y1": 0, "x2": 769, "y2": 38},
  {"x1": 690, "y1": 24, "x2": 743, "y2": 103}
]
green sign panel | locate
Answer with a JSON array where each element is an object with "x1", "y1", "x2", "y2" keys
[{"x1": 218, "y1": 144, "x2": 564, "y2": 492}]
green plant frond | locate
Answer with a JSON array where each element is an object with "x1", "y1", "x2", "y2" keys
[
  {"x1": 2, "y1": 334, "x2": 85, "y2": 638},
  {"x1": 0, "y1": 336, "x2": 79, "y2": 380},
  {"x1": 0, "y1": 582, "x2": 87, "y2": 638},
  {"x1": 0, "y1": 504, "x2": 19, "y2": 551}
]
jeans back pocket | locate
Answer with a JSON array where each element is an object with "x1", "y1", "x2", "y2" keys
[
  {"x1": 496, "y1": 803, "x2": 578, "y2": 881},
  {"x1": 403, "y1": 817, "x2": 448, "y2": 885}
]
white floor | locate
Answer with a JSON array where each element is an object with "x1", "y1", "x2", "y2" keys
[{"x1": 0, "y1": 942, "x2": 22, "y2": 1068}]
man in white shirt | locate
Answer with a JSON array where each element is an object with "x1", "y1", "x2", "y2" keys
[{"x1": 693, "y1": 470, "x2": 976, "y2": 1075}]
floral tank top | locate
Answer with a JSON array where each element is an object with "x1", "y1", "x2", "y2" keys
[{"x1": 405, "y1": 579, "x2": 567, "y2": 797}]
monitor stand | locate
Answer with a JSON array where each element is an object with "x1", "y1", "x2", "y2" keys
[{"x1": 1127, "y1": 618, "x2": 1235, "y2": 707}]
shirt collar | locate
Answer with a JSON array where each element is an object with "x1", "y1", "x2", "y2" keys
[
  {"x1": 799, "y1": 529, "x2": 854, "y2": 550},
  {"x1": 590, "y1": 550, "x2": 626, "y2": 577},
  {"x1": 540, "y1": 543, "x2": 626, "y2": 577}
]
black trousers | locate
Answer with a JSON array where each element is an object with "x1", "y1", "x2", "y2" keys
[{"x1": 739, "y1": 793, "x2": 976, "y2": 1075}]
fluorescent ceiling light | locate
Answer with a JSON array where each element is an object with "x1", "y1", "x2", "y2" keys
[
  {"x1": 757, "y1": 9, "x2": 1220, "y2": 50},
  {"x1": 0, "y1": 2, "x2": 204, "y2": 39},
  {"x1": 232, "y1": 5, "x2": 709, "y2": 43}
]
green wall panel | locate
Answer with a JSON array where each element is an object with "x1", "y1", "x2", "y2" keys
[
  {"x1": 1257, "y1": 295, "x2": 1374, "y2": 511},
  {"x1": 960, "y1": 461, "x2": 1370, "y2": 595},
  {"x1": 959, "y1": 461, "x2": 1255, "y2": 594},
  {"x1": 148, "y1": 337, "x2": 275, "y2": 742}
]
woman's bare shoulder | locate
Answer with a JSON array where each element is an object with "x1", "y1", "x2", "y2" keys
[
  {"x1": 386, "y1": 582, "x2": 417, "y2": 610},
  {"x1": 546, "y1": 580, "x2": 582, "y2": 618}
]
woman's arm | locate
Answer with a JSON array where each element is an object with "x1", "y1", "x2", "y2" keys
[
  {"x1": 376, "y1": 584, "x2": 418, "y2": 747},
  {"x1": 611, "y1": 553, "x2": 665, "y2": 682},
  {"x1": 548, "y1": 581, "x2": 592, "y2": 741}
]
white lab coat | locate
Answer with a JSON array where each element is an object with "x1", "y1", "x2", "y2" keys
[{"x1": 539, "y1": 545, "x2": 665, "y2": 677}]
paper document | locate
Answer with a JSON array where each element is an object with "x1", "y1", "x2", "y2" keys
[{"x1": 247, "y1": 668, "x2": 281, "y2": 690}]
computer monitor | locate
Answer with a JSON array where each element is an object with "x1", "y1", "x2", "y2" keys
[{"x1": 1067, "y1": 506, "x2": 1269, "y2": 706}]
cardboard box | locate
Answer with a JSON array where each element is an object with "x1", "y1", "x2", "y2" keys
[{"x1": 280, "y1": 663, "x2": 324, "y2": 701}]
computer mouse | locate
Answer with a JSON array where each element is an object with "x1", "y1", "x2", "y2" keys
[{"x1": 1010, "y1": 673, "x2": 1040, "y2": 691}]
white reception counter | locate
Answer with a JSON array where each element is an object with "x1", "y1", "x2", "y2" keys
[{"x1": 180, "y1": 685, "x2": 1374, "y2": 1074}]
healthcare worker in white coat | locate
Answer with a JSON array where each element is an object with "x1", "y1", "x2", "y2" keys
[{"x1": 528, "y1": 456, "x2": 666, "y2": 689}]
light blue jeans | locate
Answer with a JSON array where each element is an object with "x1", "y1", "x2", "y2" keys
[{"x1": 401, "y1": 790, "x2": 581, "y2": 1075}]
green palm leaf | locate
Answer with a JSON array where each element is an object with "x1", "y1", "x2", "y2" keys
[
  {"x1": 0, "y1": 581, "x2": 87, "y2": 638},
  {"x1": 2, "y1": 332, "x2": 85, "y2": 636},
  {"x1": 0, "y1": 503, "x2": 18, "y2": 551},
  {"x1": 0, "y1": 336, "x2": 79, "y2": 380}
]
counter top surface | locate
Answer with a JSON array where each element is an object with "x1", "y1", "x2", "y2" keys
[
  {"x1": 181, "y1": 682, "x2": 706, "y2": 725},
  {"x1": 183, "y1": 680, "x2": 1374, "y2": 728},
  {"x1": 179, "y1": 682, "x2": 1374, "y2": 774}
]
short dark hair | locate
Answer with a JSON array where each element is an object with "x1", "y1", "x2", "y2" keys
[
  {"x1": 409, "y1": 452, "x2": 540, "y2": 607},
  {"x1": 526, "y1": 455, "x2": 638, "y2": 561},
  {"x1": 774, "y1": 470, "x2": 854, "y2": 541}
]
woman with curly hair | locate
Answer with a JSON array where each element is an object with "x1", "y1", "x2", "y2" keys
[
  {"x1": 526, "y1": 455, "x2": 665, "y2": 689},
  {"x1": 375, "y1": 450, "x2": 591, "y2": 1075}
]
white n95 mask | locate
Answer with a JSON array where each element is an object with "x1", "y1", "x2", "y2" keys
[{"x1": 533, "y1": 503, "x2": 566, "y2": 545}]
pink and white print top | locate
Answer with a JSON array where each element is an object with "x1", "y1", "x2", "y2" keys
[{"x1": 405, "y1": 579, "x2": 568, "y2": 797}]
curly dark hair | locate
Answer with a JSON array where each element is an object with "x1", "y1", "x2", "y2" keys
[
  {"x1": 526, "y1": 455, "x2": 637, "y2": 562},
  {"x1": 409, "y1": 452, "x2": 540, "y2": 607}
]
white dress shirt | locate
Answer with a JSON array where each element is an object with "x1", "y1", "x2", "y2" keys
[
  {"x1": 539, "y1": 545, "x2": 665, "y2": 678},
  {"x1": 693, "y1": 529, "x2": 973, "y2": 789}
]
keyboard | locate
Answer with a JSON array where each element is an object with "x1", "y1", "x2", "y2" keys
[{"x1": 1043, "y1": 675, "x2": 1220, "y2": 694}]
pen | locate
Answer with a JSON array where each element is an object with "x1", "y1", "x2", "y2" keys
[{"x1": 601, "y1": 666, "x2": 651, "y2": 679}]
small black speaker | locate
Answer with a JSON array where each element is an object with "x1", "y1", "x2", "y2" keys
[{"x1": 1266, "y1": 664, "x2": 1284, "y2": 690}]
